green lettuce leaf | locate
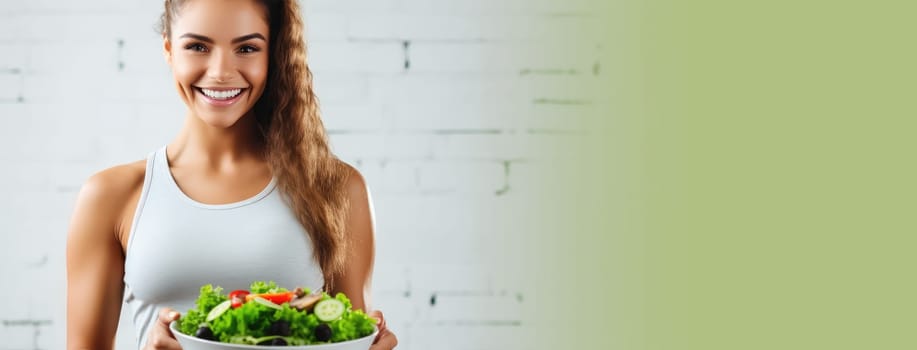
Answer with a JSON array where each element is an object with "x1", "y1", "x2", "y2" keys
[{"x1": 179, "y1": 284, "x2": 226, "y2": 335}]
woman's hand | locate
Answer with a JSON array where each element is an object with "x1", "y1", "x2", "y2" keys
[
  {"x1": 143, "y1": 308, "x2": 183, "y2": 350},
  {"x1": 369, "y1": 310, "x2": 398, "y2": 349}
]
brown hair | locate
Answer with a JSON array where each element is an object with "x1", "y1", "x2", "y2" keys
[{"x1": 159, "y1": 0, "x2": 350, "y2": 292}]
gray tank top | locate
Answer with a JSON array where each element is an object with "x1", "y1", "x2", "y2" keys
[{"x1": 122, "y1": 146, "x2": 324, "y2": 347}]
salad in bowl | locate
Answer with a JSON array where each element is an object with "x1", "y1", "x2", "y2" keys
[{"x1": 170, "y1": 281, "x2": 377, "y2": 348}]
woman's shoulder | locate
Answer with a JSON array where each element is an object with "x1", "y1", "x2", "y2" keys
[
  {"x1": 73, "y1": 159, "x2": 147, "y2": 225},
  {"x1": 82, "y1": 159, "x2": 148, "y2": 200},
  {"x1": 69, "y1": 159, "x2": 148, "y2": 249},
  {"x1": 337, "y1": 160, "x2": 367, "y2": 197}
]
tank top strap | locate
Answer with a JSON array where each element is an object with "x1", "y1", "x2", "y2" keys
[{"x1": 123, "y1": 147, "x2": 159, "y2": 256}]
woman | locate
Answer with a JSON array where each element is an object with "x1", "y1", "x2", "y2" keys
[{"x1": 65, "y1": 0, "x2": 397, "y2": 348}]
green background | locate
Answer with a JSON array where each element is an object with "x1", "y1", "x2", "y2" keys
[{"x1": 535, "y1": 0, "x2": 917, "y2": 349}]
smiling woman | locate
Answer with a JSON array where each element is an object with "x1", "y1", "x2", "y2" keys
[{"x1": 64, "y1": 1, "x2": 397, "y2": 349}]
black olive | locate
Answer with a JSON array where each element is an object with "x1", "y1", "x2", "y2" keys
[
  {"x1": 195, "y1": 325, "x2": 215, "y2": 340},
  {"x1": 269, "y1": 320, "x2": 291, "y2": 336},
  {"x1": 314, "y1": 323, "x2": 332, "y2": 342}
]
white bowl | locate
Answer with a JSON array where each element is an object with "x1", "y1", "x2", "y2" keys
[{"x1": 170, "y1": 321, "x2": 378, "y2": 350}]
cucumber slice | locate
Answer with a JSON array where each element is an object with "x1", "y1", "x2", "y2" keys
[
  {"x1": 252, "y1": 296, "x2": 282, "y2": 310},
  {"x1": 206, "y1": 300, "x2": 232, "y2": 322},
  {"x1": 313, "y1": 299, "x2": 345, "y2": 321}
]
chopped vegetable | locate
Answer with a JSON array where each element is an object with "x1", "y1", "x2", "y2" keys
[
  {"x1": 229, "y1": 290, "x2": 250, "y2": 308},
  {"x1": 246, "y1": 291, "x2": 295, "y2": 305},
  {"x1": 290, "y1": 293, "x2": 322, "y2": 311},
  {"x1": 313, "y1": 299, "x2": 345, "y2": 322},
  {"x1": 178, "y1": 285, "x2": 227, "y2": 336},
  {"x1": 250, "y1": 281, "x2": 286, "y2": 294},
  {"x1": 252, "y1": 296, "x2": 282, "y2": 310},
  {"x1": 314, "y1": 323, "x2": 332, "y2": 342},
  {"x1": 195, "y1": 325, "x2": 215, "y2": 340},
  {"x1": 206, "y1": 300, "x2": 231, "y2": 322}
]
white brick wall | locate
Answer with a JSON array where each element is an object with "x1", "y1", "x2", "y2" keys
[{"x1": 0, "y1": 0, "x2": 607, "y2": 349}]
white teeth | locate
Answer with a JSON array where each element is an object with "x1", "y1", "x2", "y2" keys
[{"x1": 200, "y1": 88, "x2": 242, "y2": 100}]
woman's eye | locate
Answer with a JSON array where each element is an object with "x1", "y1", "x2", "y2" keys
[
  {"x1": 185, "y1": 43, "x2": 208, "y2": 52},
  {"x1": 238, "y1": 45, "x2": 259, "y2": 54}
]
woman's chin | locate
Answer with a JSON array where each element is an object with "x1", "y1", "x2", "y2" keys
[{"x1": 195, "y1": 111, "x2": 247, "y2": 129}]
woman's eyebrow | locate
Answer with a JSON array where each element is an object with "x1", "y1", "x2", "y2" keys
[
  {"x1": 231, "y1": 33, "x2": 266, "y2": 43},
  {"x1": 178, "y1": 33, "x2": 266, "y2": 43}
]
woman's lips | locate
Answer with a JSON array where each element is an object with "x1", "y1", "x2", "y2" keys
[{"x1": 194, "y1": 86, "x2": 247, "y2": 107}]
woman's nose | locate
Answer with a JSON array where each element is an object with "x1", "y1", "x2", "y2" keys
[{"x1": 207, "y1": 50, "x2": 234, "y2": 82}]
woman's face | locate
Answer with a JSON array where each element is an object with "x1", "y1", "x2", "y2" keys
[{"x1": 164, "y1": 0, "x2": 269, "y2": 129}]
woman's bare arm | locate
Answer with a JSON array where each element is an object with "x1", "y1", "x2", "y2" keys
[
  {"x1": 66, "y1": 168, "x2": 138, "y2": 349},
  {"x1": 332, "y1": 166, "x2": 376, "y2": 311},
  {"x1": 333, "y1": 166, "x2": 398, "y2": 349}
]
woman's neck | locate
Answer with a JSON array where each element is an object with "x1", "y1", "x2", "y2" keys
[{"x1": 168, "y1": 111, "x2": 267, "y2": 170}]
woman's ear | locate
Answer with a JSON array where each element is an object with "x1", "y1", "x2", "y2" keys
[{"x1": 163, "y1": 36, "x2": 173, "y2": 65}]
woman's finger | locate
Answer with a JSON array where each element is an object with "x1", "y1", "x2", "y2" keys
[
  {"x1": 369, "y1": 310, "x2": 388, "y2": 343},
  {"x1": 158, "y1": 307, "x2": 181, "y2": 326},
  {"x1": 370, "y1": 310, "x2": 386, "y2": 329},
  {"x1": 143, "y1": 308, "x2": 183, "y2": 349},
  {"x1": 368, "y1": 328, "x2": 398, "y2": 350}
]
